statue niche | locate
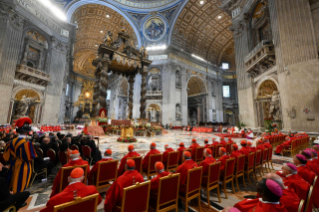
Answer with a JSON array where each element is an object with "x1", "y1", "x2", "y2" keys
[{"x1": 269, "y1": 91, "x2": 281, "y2": 121}]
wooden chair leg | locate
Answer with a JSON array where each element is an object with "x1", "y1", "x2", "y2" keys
[
  {"x1": 223, "y1": 182, "x2": 228, "y2": 199},
  {"x1": 242, "y1": 174, "x2": 246, "y2": 187},
  {"x1": 236, "y1": 176, "x2": 240, "y2": 191},
  {"x1": 231, "y1": 179, "x2": 235, "y2": 194},
  {"x1": 198, "y1": 196, "x2": 202, "y2": 212},
  {"x1": 247, "y1": 172, "x2": 252, "y2": 185},
  {"x1": 185, "y1": 200, "x2": 188, "y2": 212},
  {"x1": 206, "y1": 188, "x2": 210, "y2": 208},
  {"x1": 216, "y1": 186, "x2": 221, "y2": 203}
]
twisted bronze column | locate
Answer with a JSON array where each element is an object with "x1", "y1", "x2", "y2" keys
[
  {"x1": 139, "y1": 66, "x2": 148, "y2": 118},
  {"x1": 128, "y1": 75, "x2": 135, "y2": 119}
]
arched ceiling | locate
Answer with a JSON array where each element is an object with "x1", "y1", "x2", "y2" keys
[
  {"x1": 187, "y1": 76, "x2": 206, "y2": 96},
  {"x1": 171, "y1": 0, "x2": 236, "y2": 71},
  {"x1": 72, "y1": 4, "x2": 138, "y2": 78}
]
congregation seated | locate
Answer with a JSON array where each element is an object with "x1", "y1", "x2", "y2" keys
[
  {"x1": 50, "y1": 150, "x2": 90, "y2": 198},
  {"x1": 227, "y1": 137, "x2": 234, "y2": 144},
  {"x1": 0, "y1": 162, "x2": 30, "y2": 212},
  {"x1": 188, "y1": 138, "x2": 200, "y2": 159},
  {"x1": 300, "y1": 149, "x2": 319, "y2": 175},
  {"x1": 104, "y1": 159, "x2": 144, "y2": 212},
  {"x1": 81, "y1": 135, "x2": 102, "y2": 164},
  {"x1": 275, "y1": 136, "x2": 291, "y2": 155},
  {"x1": 199, "y1": 148, "x2": 215, "y2": 175},
  {"x1": 220, "y1": 137, "x2": 226, "y2": 147},
  {"x1": 212, "y1": 137, "x2": 219, "y2": 146},
  {"x1": 89, "y1": 149, "x2": 113, "y2": 184},
  {"x1": 40, "y1": 168, "x2": 101, "y2": 212},
  {"x1": 175, "y1": 151, "x2": 198, "y2": 192},
  {"x1": 262, "y1": 138, "x2": 272, "y2": 149},
  {"x1": 60, "y1": 136, "x2": 71, "y2": 152},
  {"x1": 142, "y1": 142, "x2": 160, "y2": 172},
  {"x1": 217, "y1": 147, "x2": 230, "y2": 177},
  {"x1": 162, "y1": 144, "x2": 174, "y2": 166},
  {"x1": 247, "y1": 141, "x2": 256, "y2": 152},
  {"x1": 118, "y1": 144, "x2": 140, "y2": 176},
  {"x1": 239, "y1": 140, "x2": 250, "y2": 157},
  {"x1": 34, "y1": 143, "x2": 54, "y2": 176},
  {"x1": 256, "y1": 140, "x2": 265, "y2": 151},
  {"x1": 309, "y1": 147, "x2": 319, "y2": 164},
  {"x1": 293, "y1": 154, "x2": 316, "y2": 184},
  {"x1": 203, "y1": 139, "x2": 210, "y2": 148}
]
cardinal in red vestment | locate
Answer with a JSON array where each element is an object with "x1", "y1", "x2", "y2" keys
[
  {"x1": 220, "y1": 137, "x2": 226, "y2": 147},
  {"x1": 293, "y1": 154, "x2": 315, "y2": 184},
  {"x1": 230, "y1": 144, "x2": 242, "y2": 161},
  {"x1": 177, "y1": 142, "x2": 186, "y2": 163},
  {"x1": 188, "y1": 138, "x2": 200, "y2": 160},
  {"x1": 118, "y1": 145, "x2": 140, "y2": 176},
  {"x1": 41, "y1": 168, "x2": 102, "y2": 212},
  {"x1": 104, "y1": 159, "x2": 144, "y2": 212},
  {"x1": 309, "y1": 148, "x2": 319, "y2": 165},
  {"x1": 142, "y1": 142, "x2": 161, "y2": 172},
  {"x1": 50, "y1": 150, "x2": 90, "y2": 198},
  {"x1": 256, "y1": 140, "x2": 265, "y2": 151},
  {"x1": 89, "y1": 149, "x2": 113, "y2": 184},
  {"x1": 163, "y1": 144, "x2": 174, "y2": 166},
  {"x1": 301, "y1": 150, "x2": 319, "y2": 175},
  {"x1": 150, "y1": 162, "x2": 171, "y2": 195},
  {"x1": 199, "y1": 148, "x2": 216, "y2": 175},
  {"x1": 275, "y1": 137, "x2": 291, "y2": 155},
  {"x1": 218, "y1": 147, "x2": 230, "y2": 178},
  {"x1": 203, "y1": 139, "x2": 210, "y2": 148},
  {"x1": 227, "y1": 137, "x2": 234, "y2": 144},
  {"x1": 247, "y1": 141, "x2": 256, "y2": 153},
  {"x1": 262, "y1": 137, "x2": 272, "y2": 149},
  {"x1": 212, "y1": 138, "x2": 219, "y2": 146},
  {"x1": 239, "y1": 140, "x2": 250, "y2": 158},
  {"x1": 175, "y1": 151, "x2": 198, "y2": 192}
]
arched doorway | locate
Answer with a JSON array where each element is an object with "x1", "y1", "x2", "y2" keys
[
  {"x1": 256, "y1": 80, "x2": 278, "y2": 127},
  {"x1": 187, "y1": 76, "x2": 207, "y2": 125},
  {"x1": 147, "y1": 103, "x2": 161, "y2": 123}
]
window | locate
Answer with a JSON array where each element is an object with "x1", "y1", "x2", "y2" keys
[
  {"x1": 106, "y1": 90, "x2": 111, "y2": 100},
  {"x1": 66, "y1": 84, "x2": 69, "y2": 96},
  {"x1": 223, "y1": 85, "x2": 230, "y2": 98},
  {"x1": 222, "y1": 63, "x2": 229, "y2": 70}
]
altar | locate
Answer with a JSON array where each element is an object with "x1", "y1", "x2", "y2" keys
[{"x1": 111, "y1": 120, "x2": 134, "y2": 139}]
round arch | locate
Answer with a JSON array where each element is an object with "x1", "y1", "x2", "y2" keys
[
  {"x1": 255, "y1": 77, "x2": 279, "y2": 98},
  {"x1": 65, "y1": 0, "x2": 142, "y2": 47},
  {"x1": 187, "y1": 75, "x2": 207, "y2": 96}
]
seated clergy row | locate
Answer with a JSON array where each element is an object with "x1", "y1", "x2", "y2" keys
[{"x1": 41, "y1": 141, "x2": 232, "y2": 212}]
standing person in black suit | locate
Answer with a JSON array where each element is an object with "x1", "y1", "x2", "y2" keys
[{"x1": 0, "y1": 162, "x2": 30, "y2": 211}]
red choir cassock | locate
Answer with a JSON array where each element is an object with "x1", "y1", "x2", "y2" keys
[
  {"x1": 263, "y1": 142, "x2": 272, "y2": 149},
  {"x1": 50, "y1": 159, "x2": 90, "y2": 198},
  {"x1": 89, "y1": 157, "x2": 112, "y2": 183},
  {"x1": 188, "y1": 143, "x2": 200, "y2": 160},
  {"x1": 142, "y1": 148, "x2": 161, "y2": 171},
  {"x1": 248, "y1": 200, "x2": 287, "y2": 212},
  {"x1": 150, "y1": 171, "x2": 171, "y2": 194},
  {"x1": 204, "y1": 144, "x2": 211, "y2": 148},
  {"x1": 281, "y1": 173, "x2": 310, "y2": 201},
  {"x1": 313, "y1": 158, "x2": 319, "y2": 165},
  {"x1": 118, "y1": 151, "x2": 140, "y2": 176},
  {"x1": 104, "y1": 169, "x2": 144, "y2": 212},
  {"x1": 212, "y1": 141, "x2": 220, "y2": 146},
  {"x1": 220, "y1": 140, "x2": 227, "y2": 147},
  {"x1": 296, "y1": 165, "x2": 315, "y2": 184},
  {"x1": 249, "y1": 146, "x2": 256, "y2": 153},
  {"x1": 199, "y1": 156, "x2": 216, "y2": 175},
  {"x1": 235, "y1": 188, "x2": 299, "y2": 212},
  {"x1": 230, "y1": 150, "x2": 242, "y2": 160},
  {"x1": 306, "y1": 160, "x2": 319, "y2": 175},
  {"x1": 177, "y1": 146, "x2": 186, "y2": 163},
  {"x1": 239, "y1": 146, "x2": 250, "y2": 157},
  {"x1": 218, "y1": 154, "x2": 230, "y2": 177},
  {"x1": 256, "y1": 144, "x2": 265, "y2": 151},
  {"x1": 275, "y1": 140, "x2": 292, "y2": 154},
  {"x1": 227, "y1": 139, "x2": 234, "y2": 144},
  {"x1": 40, "y1": 182, "x2": 102, "y2": 212},
  {"x1": 163, "y1": 147, "x2": 174, "y2": 165},
  {"x1": 175, "y1": 159, "x2": 198, "y2": 192}
]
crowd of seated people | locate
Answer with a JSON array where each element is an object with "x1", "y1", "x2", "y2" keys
[{"x1": 1, "y1": 118, "x2": 318, "y2": 212}]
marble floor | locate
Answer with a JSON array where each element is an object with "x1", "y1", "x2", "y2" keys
[{"x1": 17, "y1": 130, "x2": 294, "y2": 212}]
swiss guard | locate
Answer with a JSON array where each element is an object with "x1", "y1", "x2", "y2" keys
[{"x1": 3, "y1": 117, "x2": 37, "y2": 193}]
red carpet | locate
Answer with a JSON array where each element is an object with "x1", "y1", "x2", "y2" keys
[{"x1": 215, "y1": 133, "x2": 243, "y2": 138}]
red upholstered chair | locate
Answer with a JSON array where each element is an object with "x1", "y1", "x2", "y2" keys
[
  {"x1": 195, "y1": 147, "x2": 204, "y2": 164},
  {"x1": 245, "y1": 152, "x2": 256, "y2": 185},
  {"x1": 304, "y1": 186, "x2": 314, "y2": 212},
  {"x1": 267, "y1": 146, "x2": 274, "y2": 170},
  {"x1": 71, "y1": 144, "x2": 79, "y2": 150},
  {"x1": 59, "y1": 165, "x2": 88, "y2": 193},
  {"x1": 234, "y1": 154, "x2": 246, "y2": 191},
  {"x1": 149, "y1": 173, "x2": 180, "y2": 212},
  {"x1": 47, "y1": 148, "x2": 56, "y2": 163},
  {"x1": 0, "y1": 151, "x2": 7, "y2": 165},
  {"x1": 166, "y1": 151, "x2": 179, "y2": 172},
  {"x1": 225, "y1": 143, "x2": 231, "y2": 155},
  {"x1": 58, "y1": 151, "x2": 69, "y2": 166},
  {"x1": 220, "y1": 158, "x2": 236, "y2": 199},
  {"x1": 115, "y1": 181, "x2": 151, "y2": 212},
  {"x1": 261, "y1": 148, "x2": 269, "y2": 174},
  {"x1": 53, "y1": 193, "x2": 99, "y2": 212},
  {"x1": 38, "y1": 148, "x2": 44, "y2": 159},
  {"x1": 253, "y1": 150, "x2": 262, "y2": 179},
  {"x1": 95, "y1": 160, "x2": 118, "y2": 191},
  {"x1": 179, "y1": 167, "x2": 203, "y2": 212},
  {"x1": 128, "y1": 156, "x2": 143, "y2": 173},
  {"x1": 145, "y1": 154, "x2": 163, "y2": 179},
  {"x1": 201, "y1": 162, "x2": 221, "y2": 205},
  {"x1": 215, "y1": 144, "x2": 222, "y2": 159},
  {"x1": 298, "y1": 199, "x2": 305, "y2": 212},
  {"x1": 208, "y1": 146, "x2": 215, "y2": 158},
  {"x1": 82, "y1": 145, "x2": 92, "y2": 165}
]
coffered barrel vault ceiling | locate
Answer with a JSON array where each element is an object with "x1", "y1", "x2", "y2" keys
[
  {"x1": 171, "y1": 0, "x2": 235, "y2": 71},
  {"x1": 72, "y1": 4, "x2": 138, "y2": 78}
]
